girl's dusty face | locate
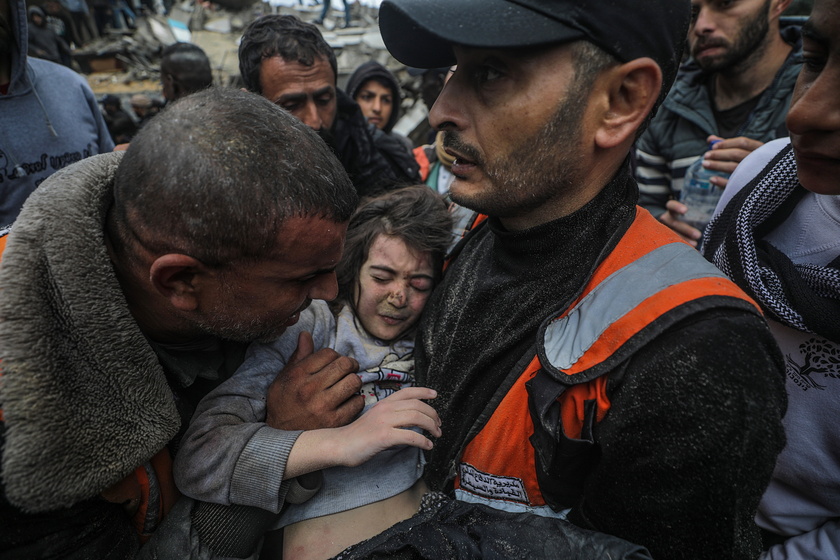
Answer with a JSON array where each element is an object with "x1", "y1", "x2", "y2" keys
[{"x1": 354, "y1": 234, "x2": 434, "y2": 342}]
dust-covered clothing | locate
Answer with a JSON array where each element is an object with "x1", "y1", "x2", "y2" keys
[
  {"x1": 416, "y1": 162, "x2": 787, "y2": 559},
  {"x1": 0, "y1": 153, "x2": 253, "y2": 559},
  {"x1": 174, "y1": 300, "x2": 424, "y2": 522}
]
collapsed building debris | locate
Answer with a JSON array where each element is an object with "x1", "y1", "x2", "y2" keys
[{"x1": 78, "y1": 0, "x2": 434, "y2": 144}]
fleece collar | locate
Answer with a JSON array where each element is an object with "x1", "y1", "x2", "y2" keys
[{"x1": 0, "y1": 152, "x2": 180, "y2": 513}]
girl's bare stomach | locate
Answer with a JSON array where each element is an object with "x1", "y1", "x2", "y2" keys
[{"x1": 282, "y1": 478, "x2": 428, "y2": 560}]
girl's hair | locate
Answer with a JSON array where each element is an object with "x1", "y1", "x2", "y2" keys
[{"x1": 335, "y1": 185, "x2": 453, "y2": 312}]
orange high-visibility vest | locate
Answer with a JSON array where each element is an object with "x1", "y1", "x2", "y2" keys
[{"x1": 454, "y1": 208, "x2": 760, "y2": 517}]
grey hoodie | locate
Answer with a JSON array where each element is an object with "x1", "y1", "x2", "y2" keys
[{"x1": 0, "y1": 0, "x2": 113, "y2": 227}]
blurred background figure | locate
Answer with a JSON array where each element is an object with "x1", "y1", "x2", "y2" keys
[
  {"x1": 100, "y1": 94, "x2": 137, "y2": 144},
  {"x1": 57, "y1": 0, "x2": 96, "y2": 45},
  {"x1": 27, "y1": 6, "x2": 70, "y2": 66},
  {"x1": 130, "y1": 93, "x2": 155, "y2": 127},
  {"x1": 0, "y1": 0, "x2": 114, "y2": 226},
  {"x1": 312, "y1": 0, "x2": 351, "y2": 28},
  {"x1": 160, "y1": 42, "x2": 213, "y2": 102}
]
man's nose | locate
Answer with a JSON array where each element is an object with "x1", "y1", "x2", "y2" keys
[
  {"x1": 310, "y1": 272, "x2": 338, "y2": 302},
  {"x1": 429, "y1": 75, "x2": 463, "y2": 132},
  {"x1": 300, "y1": 101, "x2": 323, "y2": 130},
  {"x1": 693, "y1": 5, "x2": 715, "y2": 35}
]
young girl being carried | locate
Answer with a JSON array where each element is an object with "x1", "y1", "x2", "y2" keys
[{"x1": 173, "y1": 185, "x2": 453, "y2": 560}]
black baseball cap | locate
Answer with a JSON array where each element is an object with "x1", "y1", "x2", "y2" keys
[{"x1": 380, "y1": 0, "x2": 691, "y2": 96}]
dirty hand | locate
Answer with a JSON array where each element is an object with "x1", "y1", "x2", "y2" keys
[
  {"x1": 284, "y1": 388, "x2": 441, "y2": 478},
  {"x1": 330, "y1": 387, "x2": 441, "y2": 468},
  {"x1": 659, "y1": 200, "x2": 702, "y2": 247},
  {"x1": 701, "y1": 135, "x2": 764, "y2": 189},
  {"x1": 266, "y1": 331, "x2": 363, "y2": 431}
]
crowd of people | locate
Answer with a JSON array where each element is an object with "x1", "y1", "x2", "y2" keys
[{"x1": 0, "y1": 0, "x2": 838, "y2": 558}]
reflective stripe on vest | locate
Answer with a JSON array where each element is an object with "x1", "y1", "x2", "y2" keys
[
  {"x1": 543, "y1": 241, "x2": 728, "y2": 373},
  {"x1": 455, "y1": 208, "x2": 758, "y2": 515}
]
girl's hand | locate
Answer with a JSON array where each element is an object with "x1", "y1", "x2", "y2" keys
[
  {"x1": 285, "y1": 387, "x2": 441, "y2": 478},
  {"x1": 333, "y1": 387, "x2": 441, "y2": 467}
]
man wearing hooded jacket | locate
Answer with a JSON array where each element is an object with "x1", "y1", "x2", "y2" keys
[{"x1": 0, "y1": 0, "x2": 113, "y2": 227}]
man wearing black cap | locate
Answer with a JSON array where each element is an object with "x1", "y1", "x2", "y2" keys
[{"x1": 377, "y1": 1, "x2": 787, "y2": 558}]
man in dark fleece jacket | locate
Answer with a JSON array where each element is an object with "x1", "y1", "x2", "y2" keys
[
  {"x1": 378, "y1": 0, "x2": 787, "y2": 558},
  {"x1": 0, "y1": 87, "x2": 364, "y2": 559},
  {"x1": 238, "y1": 15, "x2": 419, "y2": 198}
]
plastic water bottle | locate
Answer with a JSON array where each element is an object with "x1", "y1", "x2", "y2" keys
[{"x1": 679, "y1": 142, "x2": 729, "y2": 232}]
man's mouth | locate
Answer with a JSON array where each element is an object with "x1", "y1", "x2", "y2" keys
[
  {"x1": 793, "y1": 147, "x2": 840, "y2": 166},
  {"x1": 694, "y1": 41, "x2": 726, "y2": 57},
  {"x1": 284, "y1": 300, "x2": 312, "y2": 326}
]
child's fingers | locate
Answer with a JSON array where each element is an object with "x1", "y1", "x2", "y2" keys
[
  {"x1": 383, "y1": 406, "x2": 442, "y2": 437},
  {"x1": 380, "y1": 386, "x2": 438, "y2": 402},
  {"x1": 388, "y1": 429, "x2": 435, "y2": 451},
  {"x1": 288, "y1": 331, "x2": 315, "y2": 365}
]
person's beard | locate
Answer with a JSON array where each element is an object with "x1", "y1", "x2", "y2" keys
[
  {"x1": 444, "y1": 88, "x2": 587, "y2": 221},
  {"x1": 190, "y1": 281, "x2": 305, "y2": 344},
  {"x1": 693, "y1": 0, "x2": 771, "y2": 75}
]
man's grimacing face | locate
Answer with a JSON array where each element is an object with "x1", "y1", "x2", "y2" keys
[{"x1": 429, "y1": 43, "x2": 590, "y2": 224}]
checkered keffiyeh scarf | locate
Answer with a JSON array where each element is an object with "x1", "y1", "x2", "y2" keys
[{"x1": 704, "y1": 144, "x2": 840, "y2": 343}]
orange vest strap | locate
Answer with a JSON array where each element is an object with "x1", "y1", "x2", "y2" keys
[
  {"x1": 101, "y1": 448, "x2": 180, "y2": 542},
  {"x1": 413, "y1": 146, "x2": 431, "y2": 182},
  {"x1": 456, "y1": 207, "x2": 759, "y2": 512}
]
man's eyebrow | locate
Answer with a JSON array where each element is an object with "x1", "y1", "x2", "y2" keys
[
  {"x1": 800, "y1": 20, "x2": 828, "y2": 46},
  {"x1": 313, "y1": 85, "x2": 335, "y2": 97},
  {"x1": 278, "y1": 86, "x2": 334, "y2": 103},
  {"x1": 275, "y1": 91, "x2": 306, "y2": 104}
]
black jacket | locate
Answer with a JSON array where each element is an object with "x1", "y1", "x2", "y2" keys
[{"x1": 331, "y1": 89, "x2": 419, "y2": 198}]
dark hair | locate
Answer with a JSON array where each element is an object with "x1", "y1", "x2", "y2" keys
[
  {"x1": 336, "y1": 185, "x2": 452, "y2": 310},
  {"x1": 238, "y1": 15, "x2": 337, "y2": 94},
  {"x1": 109, "y1": 87, "x2": 357, "y2": 268},
  {"x1": 345, "y1": 60, "x2": 402, "y2": 132},
  {"x1": 569, "y1": 40, "x2": 664, "y2": 136},
  {"x1": 160, "y1": 42, "x2": 214, "y2": 99}
]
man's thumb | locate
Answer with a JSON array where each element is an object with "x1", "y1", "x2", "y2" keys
[{"x1": 288, "y1": 331, "x2": 315, "y2": 365}]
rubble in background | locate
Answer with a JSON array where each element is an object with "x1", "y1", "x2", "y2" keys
[{"x1": 79, "y1": 0, "x2": 433, "y2": 143}]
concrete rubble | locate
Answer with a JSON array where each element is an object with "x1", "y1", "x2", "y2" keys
[{"x1": 79, "y1": 0, "x2": 433, "y2": 143}]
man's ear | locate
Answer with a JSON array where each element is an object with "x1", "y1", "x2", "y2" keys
[
  {"x1": 594, "y1": 58, "x2": 662, "y2": 150},
  {"x1": 149, "y1": 253, "x2": 206, "y2": 311},
  {"x1": 771, "y1": 0, "x2": 793, "y2": 19}
]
